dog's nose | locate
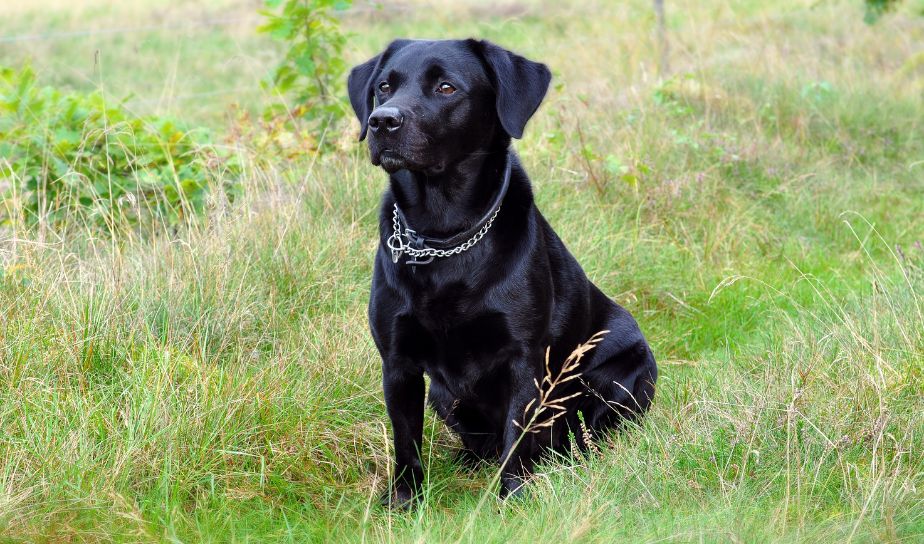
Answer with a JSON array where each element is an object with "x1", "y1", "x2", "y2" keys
[{"x1": 367, "y1": 107, "x2": 404, "y2": 134}]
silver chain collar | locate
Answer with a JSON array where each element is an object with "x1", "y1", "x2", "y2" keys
[
  {"x1": 384, "y1": 152, "x2": 512, "y2": 266},
  {"x1": 387, "y1": 203, "x2": 502, "y2": 265}
]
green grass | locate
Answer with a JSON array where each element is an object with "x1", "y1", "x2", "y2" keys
[{"x1": 2, "y1": 0, "x2": 924, "y2": 542}]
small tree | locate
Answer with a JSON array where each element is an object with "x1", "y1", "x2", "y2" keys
[
  {"x1": 864, "y1": 0, "x2": 903, "y2": 23},
  {"x1": 258, "y1": 0, "x2": 352, "y2": 146},
  {"x1": 654, "y1": 0, "x2": 669, "y2": 78}
]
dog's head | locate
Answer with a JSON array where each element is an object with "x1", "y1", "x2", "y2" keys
[{"x1": 347, "y1": 39, "x2": 551, "y2": 174}]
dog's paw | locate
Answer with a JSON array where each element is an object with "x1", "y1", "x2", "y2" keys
[
  {"x1": 380, "y1": 485, "x2": 418, "y2": 511},
  {"x1": 498, "y1": 475, "x2": 527, "y2": 501},
  {"x1": 452, "y1": 448, "x2": 489, "y2": 470}
]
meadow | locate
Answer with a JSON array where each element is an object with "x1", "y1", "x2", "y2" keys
[{"x1": 1, "y1": 0, "x2": 923, "y2": 541}]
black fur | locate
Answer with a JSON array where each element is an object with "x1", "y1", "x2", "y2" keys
[{"x1": 347, "y1": 39, "x2": 657, "y2": 508}]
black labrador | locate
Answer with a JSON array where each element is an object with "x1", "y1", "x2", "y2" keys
[{"x1": 347, "y1": 39, "x2": 657, "y2": 507}]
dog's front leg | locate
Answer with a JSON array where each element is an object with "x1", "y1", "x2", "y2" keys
[
  {"x1": 382, "y1": 362, "x2": 425, "y2": 509},
  {"x1": 498, "y1": 353, "x2": 542, "y2": 499}
]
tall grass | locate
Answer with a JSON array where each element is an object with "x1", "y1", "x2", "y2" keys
[{"x1": 1, "y1": 0, "x2": 923, "y2": 541}]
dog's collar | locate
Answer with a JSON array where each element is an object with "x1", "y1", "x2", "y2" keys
[{"x1": 387, "y1": 153, "x2": 512, "y2": 266}]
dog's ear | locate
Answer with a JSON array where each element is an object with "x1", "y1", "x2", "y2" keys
[
  {"x1": 471, "y1": 40, "x2": 552, "y2": 139},
  {"x1": 347, "y1": 39, "x2": 413, "y2": 141}
]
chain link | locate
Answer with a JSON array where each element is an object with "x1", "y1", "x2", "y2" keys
[{"x1": 387, "y1": 203, "x2": 501, "y2": 262}]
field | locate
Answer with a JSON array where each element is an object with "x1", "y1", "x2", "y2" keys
[{"x1": 1, "y1": 0, "x2": 923, "y2": 542}]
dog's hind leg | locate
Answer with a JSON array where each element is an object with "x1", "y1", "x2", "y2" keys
[{"x1": 580, "y1": 332, "x2": 657, "y2": 437}]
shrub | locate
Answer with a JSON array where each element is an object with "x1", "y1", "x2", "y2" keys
[
  {"x1": 864, "y1": 0, "x2": 904, "y2": 23},
  {"x1": 258, "y1": 0, "x2": 352, "y2": 151},
  {"x1": 0, "y1": 66, "x2": 240, "y2": 231}
]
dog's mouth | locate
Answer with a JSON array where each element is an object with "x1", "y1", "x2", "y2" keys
[
  {"x1": 376, "y1": 150, "x2": 408, "y2": 174},
  {"x1": 371, "y1": 146, "x2": 446, "y2": 175}
]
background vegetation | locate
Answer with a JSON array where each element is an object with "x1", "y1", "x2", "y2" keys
[
  {"x1": 1, "y1": 0, "x2": 922, "y2": 542},
  {"x1": 0, "y1": 66, "x2": 240, "y2": 232}
]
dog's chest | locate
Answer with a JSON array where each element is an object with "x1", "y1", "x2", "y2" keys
[{"x1": 393, "y1": 301, "x2": 516, "y2": 396}]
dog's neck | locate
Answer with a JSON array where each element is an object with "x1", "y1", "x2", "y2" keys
[{"x1": 388, "y1": 147, "x2": 510, "y2": 238}]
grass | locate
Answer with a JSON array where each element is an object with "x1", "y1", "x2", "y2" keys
[{"x1": 1, "y1": 0, "x2": 923, "y2": 541}]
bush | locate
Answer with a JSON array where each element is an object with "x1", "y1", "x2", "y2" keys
[
  {"x1": 258, "y1": 0, "x2": 352, "y2": 151},
  {"x1": 864, "y1": 0, "x2": 904, "y2": 23},
  {"x1": 0, "y1": 66, "x2": 240, "y2": 231}
]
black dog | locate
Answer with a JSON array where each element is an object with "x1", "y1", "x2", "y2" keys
[{"x1": 348, "y1": 39, "x2": 657, "y2": 507}]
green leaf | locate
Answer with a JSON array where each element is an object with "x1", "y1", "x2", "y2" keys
[{"x1": 604, "y1": 154, "x2": 627, "y2": 176}]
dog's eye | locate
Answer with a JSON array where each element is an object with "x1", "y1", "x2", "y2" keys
[
  {"x1": 437, "y1": 82, "x2": 456, "y2": 95},
  {"x1": 378, "y1": 82, "x2": 391, "y2": 93}
]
